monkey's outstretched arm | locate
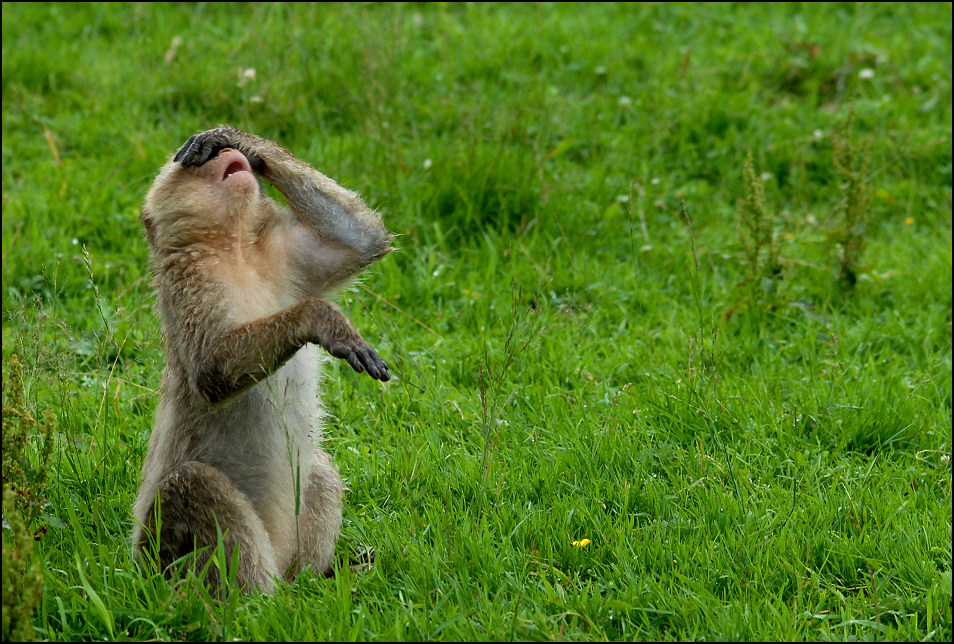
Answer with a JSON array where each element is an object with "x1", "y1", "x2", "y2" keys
[
  {"x1": 195, "y1": 299, "x2": 389, "y2": 406},
  {"x1": 176, "y1": 127, "x2": 393, "y2": 267}
]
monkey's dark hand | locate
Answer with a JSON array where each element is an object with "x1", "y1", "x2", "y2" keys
[
  {"x1": 308, "y1": 299, "x2": 390, "y2": 382},
  {"x1": 174, "y1": 127, "x2": 265, "y2": 173},
  {"x1": 328, "y1": 339, "x2": 391, "y2": 382}
]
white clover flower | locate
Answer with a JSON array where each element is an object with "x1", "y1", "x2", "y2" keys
[
  {"x1": 859, "y1": 68, "x2": 875, "y2": 80},
  {"x1": 237, "y1": 68, "x2": 256, "y2": 88}
]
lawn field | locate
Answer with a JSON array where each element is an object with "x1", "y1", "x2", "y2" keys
[{"x1": 2, "y1": 2, "x2": 951, "y2": 641}]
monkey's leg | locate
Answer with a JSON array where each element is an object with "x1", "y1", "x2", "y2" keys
[
  {"x1": 285, "y1": 449, "x2": 344, "y2": 579},
  {"x1": 138, "y1": 460, "x2": 280, "y2": 594}
]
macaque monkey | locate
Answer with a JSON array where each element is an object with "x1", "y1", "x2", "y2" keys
[{"x1": 132, "y1": 126, "x2": 392, "y2": 593}]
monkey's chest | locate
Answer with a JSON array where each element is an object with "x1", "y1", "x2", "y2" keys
[
  {"x1": 205, "y1": 346, "x2": 325, "y2": 498},
  {"x1": 211, "y1": 259, "x2": 288, "y2": 324}
]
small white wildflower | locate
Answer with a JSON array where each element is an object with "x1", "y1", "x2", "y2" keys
[
  {"x1": 651, "y1": 177, "x2": 660, "y2": 185},
  {"x1": 618, "y1": 95, "x2": 632, "y2": 107},
  {"x1": 249, "y1": 96, "x2": 263, "y2": 104},
  {"x1": 423, "y1": 158, "x2": 432, "y2": 170},
  {"x1": 859, "y1": 68, "x2": 875, "y2": 80},
  {"x1": 813, "y1": 129, "x2": 824, "y2": 141},
  {"x1": 616, "y1": 194, "x2": 630, "y2": 203},
  {"x1": 761, "y1": 171, "x2": 773, "y2": 182},
  {"x1": 72, "y1": 238, "x2": 79, "y2": 245},
  {"x1": 941, "y1": 454, "x2": 950, "y2": 464},
  {"x1": 237, "y1": 68, "x2": 256, "y2": 87},
  {"x1": 594, "y1": 65, "x2": 607, "y2": 75}
]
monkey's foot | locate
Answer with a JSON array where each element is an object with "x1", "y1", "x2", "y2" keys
[{"x1": 323, "y1": 546, "x2": 375, "y2": 578}]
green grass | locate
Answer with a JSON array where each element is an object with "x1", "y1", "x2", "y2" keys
[{"x1": 2, "y1": 2, "x2": 951, "y2": 641}]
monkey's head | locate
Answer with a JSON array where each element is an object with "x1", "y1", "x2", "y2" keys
[{"x1": 141, "y1": 147, "x2": 261, "y2": 253}]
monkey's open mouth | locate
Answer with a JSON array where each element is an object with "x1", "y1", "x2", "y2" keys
[
  {"x1": 222, "y1": 162, "x2": 250, "y2": 181},
  {"x1": 222, "y1": 160, "x2": 252, "y2": 181},
  {"x1": 217, "y1": 149, "x2": 254, "y2": 182}
]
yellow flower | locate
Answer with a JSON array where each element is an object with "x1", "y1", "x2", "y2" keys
[
  {"x1": 905, "y1": 217, "x2": 914, "y2": 225},
  {"x1": 571, "y1": 538, "x2": 591, "y2": 547}
]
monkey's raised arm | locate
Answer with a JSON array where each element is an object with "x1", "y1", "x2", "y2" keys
[
  {"x1": 176, "y1": 127, "x2": 393, "y2": 268},
  {"x1": 194, "y1": 298, "x2": 389, "y2": 406}
]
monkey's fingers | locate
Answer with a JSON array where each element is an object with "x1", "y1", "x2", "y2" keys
[
  {"x1": 328, "y1": 342, "x2": 390, "y2": 382},
  {"x1": 349, "y1": 346, "x2": 390, "y2": 382},
  {"x1": 356, "y1": 347, "x2": 390, "y2": 382},
  {"x1": 173, "y1": 134, "x2": 200, "y2": 164},
  {"x1": 174, "y1": 128, "x2": 245, "y2": 168},
  {"x1": 174, "y1": 133, "x2": 224, "y2": 167}
]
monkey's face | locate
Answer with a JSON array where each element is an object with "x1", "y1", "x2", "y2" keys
[{"x1": 142, "y1": 149, "x2": 261, "y2": 251}]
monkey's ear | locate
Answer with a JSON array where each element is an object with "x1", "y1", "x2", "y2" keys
[{"x1": 141, "y1": 209, "x2": 157, "y2": 246}]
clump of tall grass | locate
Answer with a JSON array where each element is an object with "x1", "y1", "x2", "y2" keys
[
  {"x1": 2, "y1": 354, "x2": 55, "y2": 642},
  {"x1": 738, "y1": 152, "x2": 783, "y2": 308},
  {"x1": 829, "y1": 109, "x2": 871, "y2": 289}
]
